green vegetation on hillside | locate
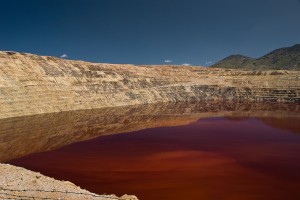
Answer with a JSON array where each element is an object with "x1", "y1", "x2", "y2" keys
[{"x1": 212, "y1": 44, "x2": 300, "y2": 70}]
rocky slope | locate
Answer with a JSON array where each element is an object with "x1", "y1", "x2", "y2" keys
[
  {"x1": 0, "y1": 51, "x2": 299, "y2": 119},
  {"x1": 0, "y1": 164, "x2": 137, "y2": 200},
  {"x1": 212, "y1": 44, "x2": 300, "y2": 70}
]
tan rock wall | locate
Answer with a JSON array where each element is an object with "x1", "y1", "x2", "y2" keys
[{"x1": 0, "y1": 51, "x2": 299, "y2": 119}]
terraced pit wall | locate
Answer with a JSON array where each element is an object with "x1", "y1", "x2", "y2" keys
[{"x1": 0, "y1": 51, "x2": 299, "y2": 119}]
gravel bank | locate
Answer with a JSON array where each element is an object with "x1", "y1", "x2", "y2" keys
[{"x1": 0, "y1": 164, "x2": 138, "y2": 200}]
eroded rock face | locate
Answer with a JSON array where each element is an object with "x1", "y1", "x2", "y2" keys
[{"x1": 0, "y1": 51, "x2": 299, "y2": 119}]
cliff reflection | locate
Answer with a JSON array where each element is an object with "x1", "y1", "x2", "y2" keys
[{"x1": 1, "y1": 102, "x2": 299, "y2": 162}]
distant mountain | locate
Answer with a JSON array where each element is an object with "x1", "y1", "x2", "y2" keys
[
  {"x1": 212, "y1": 44, "x2": 300, "y2": 70},
  {"x1": 211, "y1": 55, "x2": 255, "y2": 69}
]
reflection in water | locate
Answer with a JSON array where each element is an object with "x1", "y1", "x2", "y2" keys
[
  {"x1": 1, "y1": 102, "x2": 299, "y2": 162},
  {"x1": 2, "y1": 102, "x2": 300, "y2": 200}
]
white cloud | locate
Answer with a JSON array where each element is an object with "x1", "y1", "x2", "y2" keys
[
  {"x1": 164, "y1": 59, "x2": 172, "y2": 63},
  {"x1": 60, "y1": 54, "x2": 68, "y2": 58},
  {"x1": 182, "y1": 63, "x2": 191, "y2": 66},
  {"x1": 205, "y1": 61, "x2": 213, "y2": 65}
]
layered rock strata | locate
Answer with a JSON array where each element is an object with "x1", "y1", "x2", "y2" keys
[{"x1": 0, "y1": 51, "x2": 299, "y2": 119}]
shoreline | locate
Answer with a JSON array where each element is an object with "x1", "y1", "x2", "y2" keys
[{"x1": 0, "y1": 163, "x2": 138, "y2": 200}]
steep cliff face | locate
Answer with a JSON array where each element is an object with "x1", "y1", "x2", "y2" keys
[{"x1": 0, "y1": 51, "x2": 299, "y2": 119}]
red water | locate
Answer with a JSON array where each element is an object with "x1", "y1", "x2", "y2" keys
[{"x1": 9, "y1": 118, "x2": 300, "y2": 200}]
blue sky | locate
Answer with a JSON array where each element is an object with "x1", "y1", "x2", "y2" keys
[{"x1": 0, "y1": 0, "x2": 300, "y2": 66}]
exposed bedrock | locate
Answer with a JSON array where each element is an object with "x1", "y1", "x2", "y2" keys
[{"x1": 0, "y1": 51, "x2": 300, "y2": 119}]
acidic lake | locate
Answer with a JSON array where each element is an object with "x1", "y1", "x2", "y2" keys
[{"x1": 2, "y1": 102, "x2": 300, "y2": 200}]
